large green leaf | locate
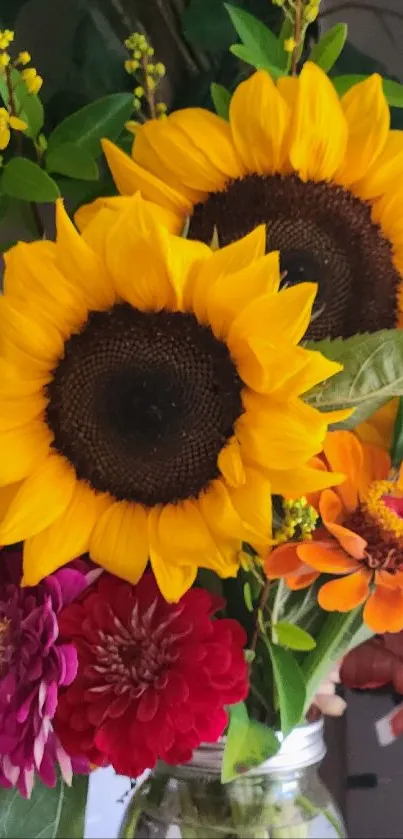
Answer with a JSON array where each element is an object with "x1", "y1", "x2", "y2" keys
[
  {"x1": 46, "y1": 93, "x2": 133, "y2": 158},
  {"x1": 1, "y1": 158, "x2": 60, "y2": 202},
  {"x1": 392, "y1": 397, "x2": 403, "y2": 466},
  {"x1": 332, "y1": 74, "x2": 403, "y2": 107},
  {"x1": 0, "y1": 775, "x2": 88, "y2": 839},
  {"x1": 225, "y1": 3, "x2": 286, "y2": 72},
  {"x1": 46, "y1": 142, "x2": 99, "y2": 181},
  {"x1": 305, "y1": 330, "x2": 403, "y2": 428},
  {"x1": 221, "y1": 702, "x2": 280, "y2": 783},
  {"x1": 266, "y1": 641, "x2": 306, "y2": 735},
  {"x1": 310, "y1": 24, "x2": 347, "y2": 73},
  {"x1": 0, "y1": 68, "x2": 44, "y2": 140}
]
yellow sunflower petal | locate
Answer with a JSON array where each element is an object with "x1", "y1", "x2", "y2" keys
[
  {"x1": 0, "y1": 296, "x2": 64, "y2": 367},
  {"x1": 23, "y1": 483, "x2": 108, "y2": 585},
  {"x1": 134, "y1": 112, "x2": 231, "y2": 200},
  {"x1": 217, "y1": 437, "x2": 246, "y2": 488},
  {"x1": 4, "y1": 239, "x2": 56, "y2": 297},
  {"x1": 269, "y1": 465, "x2": 346, "y2": 496},
  {"x1": 228, "y1": 283, "x2": 317, "y2": 369},
  {"x1": 76, "y1": 194, "x2": 182, "y2": 238},
  {"x1": 0, "y1": 392, "x2": 46, "y2": 431},
  {"x1": 55, "y1": 200, "x2": 115, "y2": 311},
  {"x1": 356, "y1": 131, "x2": 403, "y2": 200},
  {"x1": 0, "y1": 482, "x2": 21, "y2": 522},
  {"x1": 90, "y1": 500, "x2": 149, "y2": 584},
  {"x1": 207, "y1": 251, "x2": 280, "y2": 339},
  {"x1": 0, "y1": 454, "x2": 76, "y2": 544},
  {"x1": 271, "y1": 347, "x2": 342, "y2": 399},
  {"x1": 0, "y1": 358, "x2": 50, "y2": 398},
  {"x1": 184, "y1": 225, "x2": 266, "y2": 321},
  {"x1": 102, "y1": 138, "x2": 191, "y2": 213},
  {"x1": 289, "y1": 62, "x2": 347, "y2": 181},
  {"x1": 148, "y1": 507, "x2": 197, "y2": 602},
  {"x1": 229, "y1": 69, "x2": 290, "y2": 173},
  {"x1": 198, "y1": 478, "x2": 249, "y2": 542},
  {"x1": 227, "y1": 467, "x2": 273, "y2": 544},
  {"x1": 106, "y1": 194, "x2": 176, "y2": 310},
  {"x1": 276, "y1": 75, "x2": 299, "y2": 109},
  {"x1": 168, "y1": 109, "x2": 244, "y2": 179},
  {"x1": 336, "y1": 74, "x2": 389, "y2": 187},
  {"x1": 0, "y1": 420, "x2": 52, "y2": 484}
]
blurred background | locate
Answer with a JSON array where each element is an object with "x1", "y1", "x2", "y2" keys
[{"x1": 3, "y1": 1, "x2": 403, "y2": 836}]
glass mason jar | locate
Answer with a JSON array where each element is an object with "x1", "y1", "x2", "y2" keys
[{"x1": 119, "y1": 719, "x2": 346, "y2": 838}]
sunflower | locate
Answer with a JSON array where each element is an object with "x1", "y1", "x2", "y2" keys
[
  {"x1": 80, "y1": 62, "x2": 403, "y2": 341},
  {"x1": 265, "y1": 431, "x2": 403, "y2": 633},
  {"x1": 0, "y1": 197, "x2": 343, "y2": 602}
]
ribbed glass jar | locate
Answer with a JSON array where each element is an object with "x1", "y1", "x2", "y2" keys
[{"x1": 119, "y1": 719, "x2": 346, "y2": 838}]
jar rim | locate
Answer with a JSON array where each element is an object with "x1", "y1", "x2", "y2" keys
[{"x1": 157, "y1": 718, "x2": 326, "y2": 779}]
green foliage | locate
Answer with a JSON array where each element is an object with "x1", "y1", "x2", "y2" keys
[
  {"x1": 0, "y1": 68, "x2": 44, "y2": 140},
  {"x1": 222, "y1": 702, "x2": 280, "y2": 783},
  {"x1": 225, "y1": 3, "x2": 286, "y2": 74},
  {"x1": 1, "y1": 157, "x2": 60, "y2": 201},
  {"x1": 0, "y1": 775, "x2": 88, "y2": 839},
  {"x1": 274, "y1": 621, "x2": 316, "y2": 652},
  {"x1": 332, "y1": 74, "x2": 403, "y2": 107},
  {"x1": 45, "y1": 142, "x2": 99, "y2": 180},
  {"x1": 391, "y1": 397, "x2": 403, "y2": 466},
  {"x1": 183, "y1": 0, "x2": 238, "y2": 53},
  {"x1": 305, "y1": 331, "x2": 403, "y2": 428},
  {"x1": 309, "y1": 24, "x2": 347, "y2": 73},
  {"x1": 46, "y1": 93, "x2": 133, "y2": 159},
  {"x1": 266, "y1": 641, "x2": 306, "y2": 735},
  {"x1": 211, "y1": 82, "x2": 231, "y2": 119}
]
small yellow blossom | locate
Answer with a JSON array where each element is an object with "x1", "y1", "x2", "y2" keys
[
  {"x1": 134, "y1": 85, "x2": 144, "y2": 98},
  {"x1": 284, "y1": 36, "x2": 297, "y2": 53},
  {"x1": 156, "y1": 102, "x2": 167, "y2": 115},
  {"x1": 21, "y1": 68, "x2": 43, "y2": 95},
  {"x1": 125, "y1": 120, "x2": 141, "y2": 135},
  {"x1": 0, "y1": 107, "x2": 27, "y2": 150},
  {"x1": 0, "y1": 53, "x2": 10, "y2": 68},
  {"x1": 16, "y1": 50, "x2": 31, "y2": 66},
  {"x1": 0, "y1": 29, "x2": 14, "y2": 50},
  {"x1": 155, "y1": 62, "x2": 166, "y2": 78}
]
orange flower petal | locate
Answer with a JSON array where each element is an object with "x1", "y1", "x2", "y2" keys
[
  {"x1": 359, "y1": 442, "x2": 391, "y2": 498},
  {"x1": 323, "y1": 431, "x2": 363, "y2": 512},
  {"x1": 364, "y1": 584, "x2": 403, "y2": 633},
  {"x1": 286, "y1": 569, "x2": 319, "y2": 590},
  {"x1": 375, "y1": 569, "x2": 403, "y2": 590},
  {"x1": 297, "y1": 541, "x2": 358, "y2": 573},
  {"x1": 318, "y1": 568, "x2": 371, "y2": 612},
  {"x1": 264, "y1": 543, "x2": 301, "y2": 578},
  {"x1": 319, "y1": 488, "x2": 343, "y2": 524},
  {"x1": 324, "y1": 520, "x2": 367, "y2": 560}
]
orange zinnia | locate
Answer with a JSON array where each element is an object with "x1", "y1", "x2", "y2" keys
[{"x1": 265, "y1": 431, "x2": 403, "y2": 633}]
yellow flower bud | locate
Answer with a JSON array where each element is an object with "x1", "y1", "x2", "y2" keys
[
  {"x1": 133, "y1": 97, "x2": 142, "y2": 111},
  {"x1": 21, "y1": 67, "x2": 37, "y2": 81},
  {"x1": 134, "y1": 85, "x2": 144, "y2": 97},
  {"x1": 156, "y1": 102, "x2": 167, "y2": 114},
  {"x1": 26, "y1": 74, "x2": 43, "y2": 95},
  {"x1": 284, "y1": 37, "x2": 297, "y2": 53},
  {"x1": 16, "y1": 50, "x2": 31, "y2": 66},
  {"x1": 0, "y1": 53, "x2": 10, "y2": 67},
  {"x1": 147, "y1": 77, "x2": 156, "y2": 91},
  {"x1": 147, "y1": 63, "x2": 155, "y2": 73},
  {"x1": 133, "y1": 50, "x2": 142, "y2": 60},
  {"x1": 147, "y1": 46, "x2": 155, "y2": 56},
  {"x1": 304, "y1": 3, "x2": 319, "y2": 22},
  {"x1": 155, "y1": 62, "x2": 166, "y2": 78}
]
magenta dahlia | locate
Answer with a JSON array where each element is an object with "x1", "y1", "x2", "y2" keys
[
  {"x1": 0, "y1": 549, "x2": 90, "y2": 798},
  {"x1": 55, "y1": 572, "x2": 248, "y2": 776}
]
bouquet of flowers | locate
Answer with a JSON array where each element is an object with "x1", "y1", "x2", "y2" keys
[{"x1": 1, "y1": 0, "x2": 403, "y2": 836}]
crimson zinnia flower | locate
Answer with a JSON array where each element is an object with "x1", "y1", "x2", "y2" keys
[
  {"x1": 0, "y1": 549, "x2": 89, "y2": 798},
  {"x1": 55, "y1": 573, "x2": 248, "y2": 776}
]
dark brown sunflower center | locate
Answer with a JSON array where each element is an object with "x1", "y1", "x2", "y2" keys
[
  {"x1": 344, "y1": 507, "x2": 403, "y2": 572},
  {"x1": 188, "y1": 173, "x2": 400, "y2": 340},
  {"x1": 45, "y1": 304, "x2": 243, "y2": 506}
]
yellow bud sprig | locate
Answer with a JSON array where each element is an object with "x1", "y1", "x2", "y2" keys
[
  {"x1": 273, "y1": 0, "x2": 321, "y2": 73},
  {"x1": 274, "y1": 497, "x2": 318, "y2": 545},
  {"x1": 124, "y1": 32, "x2": 167, "y2": 121},
  {"x1": 0, "y1": 30, "x2": 44, "y2": 151}
]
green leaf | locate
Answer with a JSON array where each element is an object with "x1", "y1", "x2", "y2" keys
[
  {"x1": 266, "y1": 641, "x2": 306, "y2": 735},
  {"x1": 0, "y1": 775, "x2": 88, "y2": 839},
  {"x1": 274, "y1": 622, "x2": 316, "y2": 652},
  {"x1": 305, "y1": 330, "x2": 403, "y2": 428},
  {"x1": 332, "y1": 74, "x2": 403, "y2": 108},
  {"x1": 310, "y1": 24, "x2": 347, "y2": 73},
  {"x1": 229, "y1": 44, "x2": 285, "y2": 77},
  {"x1": 0, "y1": 68, "x2": 44, "y2": 139},
  {"x1": 183, "y1": 0, "x2": 236, "y2": 53},
  {"x1": 222, "y1": 702, "x2": 280, "y2": 783},
  {"x1": 243, "y1": 581, "x2": 253, "y2": 612},
  {"x1": 391, "y1": 397, "x2": 403, "y2": 466},
  {"x1": 46, "y1": 93, "x2": 133, "y2": 158},
  {"x1": 46, "y1": 142, "x2": 99, "y2": 181},
  {"x1": 225, "y1": 3, "x2": 286, "y2": 72},
  {"x1": 211, "y1": 83, "x2": 231, "y2": 120},
  {"x1": 302, "y1": 608, "x2": 364, "y2": 713},
  {"x1": 1, "y1": 158, "x2": 60, "y2": 202}
]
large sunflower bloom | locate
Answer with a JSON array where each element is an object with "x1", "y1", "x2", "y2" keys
[
  {"x1": 0, "y1": 197, "x2": 342, "y2": 602},
  {"x1": 83, "y1": 62, "x2": 403, "y2": 340},
  {"x1": 265, "y1": 431, "x2": 403, "y2": 633}
]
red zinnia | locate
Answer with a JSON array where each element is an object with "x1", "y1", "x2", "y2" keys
[{"x1": 55, "y1": 573, "x2": 248, "y2": 776}]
